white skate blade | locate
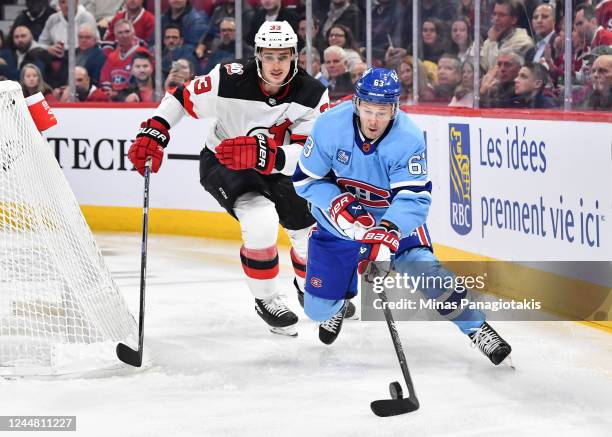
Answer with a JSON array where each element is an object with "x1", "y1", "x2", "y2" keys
[{"x1": 269, "y1": 325, "x2": 298, "y2": 337}]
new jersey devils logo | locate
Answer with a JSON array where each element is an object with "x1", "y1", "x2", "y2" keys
[
  {"x1": 247, "y1": 118, "x2": 293, "y2": 145},
  {"x1": 337, "y1": 177, "x2": 391, "y2": 208},
  {"x1": 224, "y1": 63, "x2": 244, "y2": 75}
]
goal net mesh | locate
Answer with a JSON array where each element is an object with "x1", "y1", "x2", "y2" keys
[{"x1": 0, "y1": 80, "x2": 137, "y2": 375}]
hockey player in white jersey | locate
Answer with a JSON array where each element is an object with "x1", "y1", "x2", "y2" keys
[
  {"x1": 127, "y1": 21, "x2": 347, "y2": 336},
  {"x1": 293, "y1": 68, "x2": 512, "y2": 365}
]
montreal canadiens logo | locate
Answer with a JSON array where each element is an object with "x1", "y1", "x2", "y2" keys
[
  {"x1": 310, "y1": 277, "x2": 323, "y2": 288},
  {"x1": 337, "y1": 178, "x2": 390, "y2": 208}
]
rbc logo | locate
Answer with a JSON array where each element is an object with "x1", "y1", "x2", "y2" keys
[{"x1": 449, "y1": 124, "x2": 472, "y2": 235}]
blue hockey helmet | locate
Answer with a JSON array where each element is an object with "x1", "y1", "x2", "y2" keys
[{"x1": 353, "y1": 67, "x2": 401, "y2": 117}]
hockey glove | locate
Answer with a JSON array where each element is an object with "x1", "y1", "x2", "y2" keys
[
  {"x1": 357, "y1": 221, "x2": 401, "y2": 275},
  {"x1": 128, "y1": 118, "x2": 170, "y2": 176},
  {"x1": 215, "y1": 134, "x2": 278, "y2": 174},
  {"x1": 329, "y1": 193, "x2": 375, "y2": 240}
]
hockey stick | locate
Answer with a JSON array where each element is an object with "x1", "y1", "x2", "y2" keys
[
  {"x1": 366, "y1": 263, "x2": 420, "y2": 417},
  {"x1": 116, "y1": 158, "x2": 152, "y2": 367}
]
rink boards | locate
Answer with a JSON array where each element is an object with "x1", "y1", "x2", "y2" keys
[{"x1": 44, "y1": 105, "x2": 612, "y2": 328}]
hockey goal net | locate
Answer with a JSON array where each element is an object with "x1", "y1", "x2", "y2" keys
[{"x1": 0, "y1": 80, "x2": 137, "y2": 375}]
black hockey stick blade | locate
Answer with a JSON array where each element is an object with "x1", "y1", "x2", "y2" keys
[
  {"x1": 370, "y1": 397, "x2": 420, "y2": 417},
  {"x1": 116, "y1": 342, "x2": 143, "y2": 367}
]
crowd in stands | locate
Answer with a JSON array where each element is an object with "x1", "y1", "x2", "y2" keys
[{"x1": 0, "y1": 0, "x2": 610, "y2": 110}]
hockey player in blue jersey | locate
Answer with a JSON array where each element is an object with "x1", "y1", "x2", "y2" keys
[{"x1": 292, "y1": 67, "x2": 512, "y2": 365}]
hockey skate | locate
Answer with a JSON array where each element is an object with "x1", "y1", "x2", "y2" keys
[
  {"x1": 469, "y1": 322, "x2": 512, "y2": 366},
  {"x1": 255, "y1": 295, "x2": 299, "y2": 337},
  {"x1": 294, "y1": 279, "x2": 357, "y2": 319},
  {"x1": 318, "y1": 301, "x2": 349, "y2": 345}
]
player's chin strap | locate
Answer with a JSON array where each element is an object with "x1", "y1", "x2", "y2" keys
[{"x1": 255, "y1": 54, "x2": 299, "y2": 88}]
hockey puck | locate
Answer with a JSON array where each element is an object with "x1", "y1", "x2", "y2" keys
[{"x1": 389, "y1": 381, "x2": 403, "y2": 399}]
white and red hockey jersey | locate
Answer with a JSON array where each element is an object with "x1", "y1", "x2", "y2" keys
[{"x1": 154, "y1": 61, "x2": 330, "y2": 176}]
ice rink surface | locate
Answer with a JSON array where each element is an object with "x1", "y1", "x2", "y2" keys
[{"x1": 1, "y1": 233, "x2": 611, "y2": 437}]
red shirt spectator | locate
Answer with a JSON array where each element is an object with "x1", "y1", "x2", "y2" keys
[
  {"x1": 104, "y1": 0, "x2": 155, "y2": 44},
  {"x1": 100, "y1": 19, "x2": 151, "y2": 89},
  {"x1": 592, "y1": 25, "x2": 612, "y2": 48},
  {"x1": 596, "y1": 0, "x2": 612, "y2": 31}
]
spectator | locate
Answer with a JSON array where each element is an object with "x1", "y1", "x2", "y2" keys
[
  {"x1": 350, "y1": 61, "x2": 367, "y2": 84},
  {"x1": 596, "y1": 0, "x2": 612, "y2": 31},
  {"x1": 39, "y1": 0, "x2": 98, "y2": 51},
  {"x1": 321, "y1": 0, "x2": 363, "y2": 44},
  {"x1": 1, "y1": 31, "x2": 14, "y2": 80},
  {"x1": 449, "y1": 16, "x2": 476, "y2": 62},
  {"x1": 504, "y1": 61, "x2": 556, "y2": 108},
  {"x1": 125, "y1": 52, "x2": 156, "y2": 102},
  {"x1": 99, "y1": 19, "x2": 151, "y2": 90},
  {"x1": 20, "y1": 63, "x2": 55, "y2": 100},
  {"x1": 59, "y1": 65, "x2": 109, "y2": 101},
  {"x1": 323, "y1": 45, "x2": 353, "y2": 101},
  {"x1": 245, "y1": 0, "x2": 299, "y2": 44},
  {"x1": 163, "y1": 24, "x2": 199, "y2": 81},
  {"x1": 203, "y1": 0, "x2": 254, "y2": 47},
  {"x1": 449, "y1": 60, "x2": 476, "y2": 107},
  {"x1": 6, "y1": 26, "x2": 48, "y2": 75},
  {"x1": 325, "y1": 24, "x2": 362, "y2": 71},
  {"x1": 574, "y1": 3, "x2": 612, "y2": 54},
  {"x1": 480, "y1": 48, "x2": 523, "y2": 107},
  {"x1": 298, "y1": 47, "x2": 328, "y2": 86},
  {"x1": 421, "y1": 19, "x2": 449, "y2": 64},
  {"x1": 397, "y1": 55, "x2": 434, "y2": 104},
  {"x1": 371, "y1": 0, "x2": 398, "y2": 49},
  {"x1": 203, "y1": 18, "x2": 252, "y2": 74},
  {"x1": 104, "y1": 0, "x2": 155, "y2": 44},
  {"x1": 429, "y1": 53, "x2": 463, "y2": 104},
  {"x1": 76, "y1": 24, "x2": 106, "y2": 82},
  {"x1": 586, "y1": 53, "x2": 612, "y2": 110},
  {"x1": 164, "y1": 57, "x2": 194, "y2": 90},
  {"x1": 162, "y1": 0, "x2": 210, "y2": 49},
  {"x1": 480, "y1": 0, "x2": 534, "y2": 71},
  {"x1": 39, "y1": 0, "x2": 99, "y2": 89},
  {"x1": 297, "y1": 16, "x2": 325, "y2": 54},
  {"x1": 526, "y1": 3, "x2": 556, "y2": 64},
  {"x1": 10, "y1": 0, "x2": 56, "y2": 41}
]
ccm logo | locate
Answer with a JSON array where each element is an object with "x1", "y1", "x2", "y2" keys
[
  {"x1": 363, "y1": 231, "x2": 399, "y2": 250},
  {"x1": 139, "y1": 127, "x2": 167, "y2": 143}
]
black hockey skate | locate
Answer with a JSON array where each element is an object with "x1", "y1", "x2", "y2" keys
[
  {"x1": 294, "y1": 278, "x2": 357, "y2": 319},
  {"x1": 319, "y1": 301, "x2": 349, "y2": 345},
  {"x1": 469, "y1": 322, "x2": 512, "y2": 365},
  {"x1": 255, "y1": 295, "x2": 298, "y2": 337}
]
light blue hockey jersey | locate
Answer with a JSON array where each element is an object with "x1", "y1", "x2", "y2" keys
[{"x1": 292, "y1": 101, "x2": 432, "y2": 244}]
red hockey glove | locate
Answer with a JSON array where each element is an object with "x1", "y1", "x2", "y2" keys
[
  {"x1": 215, "y1": 134, "x2": 278, "y2": 174},
  {"x1": 330, "y1": 192, "x2": 375, "y2": 240},
  {"x1": 128, "y1": 118, "x2": 170, "y2": 176},
  {"x1": 357, "y1": 222, "x2": 401, "y2": 274}
]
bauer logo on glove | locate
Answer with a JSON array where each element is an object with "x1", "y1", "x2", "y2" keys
[
  {"x1": 128, "y1": 117, "x2": 171, "y2": 176},
  {"x1": 215, "y1": 134, "x2": 279, "y2": 174}
]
